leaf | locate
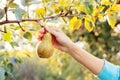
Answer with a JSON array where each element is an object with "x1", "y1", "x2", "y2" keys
[
  {"x1": 84, "y1": 17, "x2": 94, "y2": 32},
  {"x1": 58, "y1": 0, "x2": 71, "y2": 8},
  {"x1": 107, "y1": 14, "x2": 117, "y2": 28},
  {"x1": 4, "y1": 26, "x2": 7, "y2": 33},
  {"x1": 0, "y1": 57, "x2": 4, "y2": 62},
  {"x1": 15, "y1": 56, "x2": 23, "y2": 64},
  {"x1": 78, "y1": 4, "x2": 86, "y2": 13},
  {"x1": 69, "y1": 17, "x2": 82, "y2": 31},
  {"x1": 20, "y1": 0, "x2": 32, "y2": 6},
  {"x1": 0, "y1": 8, "x2": 5, "y2": 19},
  {"x1": 8, "y1": 3, "x2": 18, "y2": 8},
  {"x1": 10, "y1": 7, "x2": 26, "y2": 21},
  {"x1": 35, "y1": 8, "x2": 45, "y2": 18},
  {"x1": 83, "y1": 2, "x2": 93, "y2": 15},
  {"x1": 10, "y1": 42, "x2": 19, "y2": 48},
  {"x1": 101, "y1": 0, "x2": 112, "y2": 5},
  {"x1": 108, "y1": 5, "x2": 120, "y2": 11},
  {"x1": 0, "y1": 46, "x2": 4, "y2": 50},
  {"x1": 61, "y1": 17, "x2": 67, "y2": 24},
  {"x1": 3, "y1": 32, "x2": 12, "y2": 42},
  {"x1": 6, "y1": 63, "x2": 13, "y2": 77},
  {"x1": 9, "y1": 57, "x2": 17, "y2": 64},
  {"x1": 0, "y1": 67, "x2": 5, "y2": 80},
  {"x1": 7, "y1": 63, "x2": 13, "y2": 73},
  {"x1": 23, "y1": 32, "x2": 32, "y2": 40}
]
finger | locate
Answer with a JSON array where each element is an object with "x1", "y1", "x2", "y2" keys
[
  {"x1": 39, "y1": 28, "x2": 45, "y2": 34},
  {"x1": 45, "y1": 26, "x2": 51, "y2": 32},
  {"x1": 37, "y1": 33, "x2": 44, "y2": 41}
]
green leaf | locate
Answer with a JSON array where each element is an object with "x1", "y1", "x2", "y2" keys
[
  {"x1": 0, "y1": 67, "x2": 5, "y2": 80},
  {"x1": 5, "y1": 63, "x2": 14, "y2": 77},
  {"x1": 0, "y1": 8, "x2": 5, "y2": 19},
  {"x1": 15, "y1": 57, "x2": 23, "y2": 64},
  {"x1": 0, "y1": 57, "x2": 4, "y2": 62},
  {"x1": 10, "y1": 42, "x2": 19, "y2": 48},
  {"x1": 3, "y1": 32, "x2": 12, "y2": 42},
  {"x1": 61, "y1": 17, "x2": 67, "y2": 24},
  {"x1": 0, "y1": 46, "x2": 4, "y2": 50},
  {"x1": 83, "y1": 2, "x2": 93, "y2": 15},
  {"x1": 10, "y1": 7, "x2": 26, "y2": 21},
  {"x1": 23, "y1": 32, "x2": 32, "y2": 40},
  {"x1": 8, "y1": 3, "x2": 18, "y2": 8},
  {"x1": 9, "y1": 57, "x2": 17, "y2": 64},
  {"x1": 15, "y1": 12, "x2": 22, "y2": 21},
  {"x1": 4, "y1": 26, "x2": 7, "y2": 33},
  {"x1": 6, "y1": 63, "x2": 13, "y2": 73}
]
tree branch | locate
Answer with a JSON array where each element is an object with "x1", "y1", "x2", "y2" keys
[
  {"x1": 0, "y1": 29, "x2": 6, "y2": 33},
  {"x1": 9, "y1": 0, "x2": 14, "y2": 3},
  {"x1": 0, "y1": 14, "x2": 80, "y2": 25},
  {"x1": 4, "y1": 6, "x2": 8, "y2": 21},
  {"x1": 18, "y1": 23, "x2": 25, "y2": 32}
]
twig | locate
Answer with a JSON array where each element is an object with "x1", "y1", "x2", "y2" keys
[
  {"x1": 64, "y1": 0, "x2": 74, "y2": 16},
  {"x1": 18, "y1": 23, "x2": 25, "y2": 32},
  {"x1": 27, "y1": 6, "x2": 30, "y2": 18},
  {"x1": 0, "y1": 29, "x2": 6, "y2": 33},
  {"x1": 9, "y1": 0, "x2": 14, "y2": 4},
  {"x1": 0, "y1": 14, "x2": 80, "y2": 25},
  {"x1": 4, "y1": 6, "x2": 8, "y2": 21}
]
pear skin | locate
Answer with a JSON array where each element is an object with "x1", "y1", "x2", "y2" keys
[{"x1": 37, "y1": 33, "x2": 53, "y2": 58}]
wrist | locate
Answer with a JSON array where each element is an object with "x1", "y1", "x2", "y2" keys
[{"x1": 67, "y1": 42, "x2": 79, "y2": 55}]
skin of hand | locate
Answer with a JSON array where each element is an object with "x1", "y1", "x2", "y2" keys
[
  {"x1": 39, "y1": 27, "x2": 74, "y2": 53},
  {"x1": 38, "y1": 27, "x2": 104, "y2": 75}
]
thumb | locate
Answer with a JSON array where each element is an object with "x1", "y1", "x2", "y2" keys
[{"x1": 44, "y1": 26, "x2": 51, "y2": 33}]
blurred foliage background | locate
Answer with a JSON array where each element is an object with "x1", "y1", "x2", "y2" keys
[{"x1": 0, "y1": 0, "x2": 120, "y2": 80}]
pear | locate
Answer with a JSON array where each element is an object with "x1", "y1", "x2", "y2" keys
[{"x1": 37, "y1": 32, "x2": 53, "y2": 58}]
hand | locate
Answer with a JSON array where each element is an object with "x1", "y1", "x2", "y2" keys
[{"x1": 38, "y1": 27, "x2": 74, "y2": 53}]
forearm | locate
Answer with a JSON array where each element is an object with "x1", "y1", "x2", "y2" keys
[{"x1": 67, "y1": 43, "x2": 104, "y2": 75}]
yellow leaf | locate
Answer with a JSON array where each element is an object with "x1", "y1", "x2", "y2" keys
[
  {"x1": 108, "y1": 5, "x2": 120, "y2": 11},
  {"x1": 35, "y1": 8, "x2": 45, "y2": 18},
  {"x1": 78, "y1": 4, "x2": 86, "y2": 13},
  {"x1": 69, "y1": 17, "x2": 82, "y2": 31},
  {"x1": 84, "y1": 17, "x2": 94, "y2": 32},
  {"x1": 99, "y1": 6, "x2": 105, "y2": 12},
  {"x1": 58, "y1": 0, "x2": 71, "y2": 8},
  {"x1": 107, "y1": 14, "x2": 117, "y2": 28},
  {"x1": 3, "y1": 32, "x2": 12, "y2": 42},
  {"x1": 106, "y1": 11, "x2": 115, "y2": 15},
  {"x1": 101, "y1": 0, "x2": 112, "y2": 5},
  {"x1": 98, "y1": 14, "x2": 104, "y2": 19},
  {"x1": 92, "y1": 6, "x2": 104, "y2": 20}
]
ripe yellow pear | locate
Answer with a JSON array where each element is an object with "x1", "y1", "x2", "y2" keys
[{"x1": 37, "y1": 32, "x2": 53, "y2": 58}]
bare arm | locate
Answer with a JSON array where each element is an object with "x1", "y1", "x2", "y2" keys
[
  {"x1": 67, "y1": 42, "x2": 104, "y2": 75},
  {"x1": 43, "y1": 27, "x2": 104, "y2": 75}
]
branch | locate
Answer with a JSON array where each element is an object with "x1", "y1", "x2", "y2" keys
[
  {"x1": 65, "y1": 0, "x2": 75, "y2": 16},
  {"x1": 0, "y1": 26, "x2": 7, "y2": 33},
  {"x1": 0, "y1": 14, "x2": 80, "y2": 25},
  {"x1": 4, "y1": 6, "x2": 8, "y2": 21},
  {"x1": 116, "y1": 19, "x2": 120, "y2": 25},
  {"x1": 9, "y1": 0, "x2": 14, "y2": 4},
  {"x1": 0, "y1": 29, "x2": 6, "y2": 33},
  {"x1": 18, "y1": 23, "x2": 25, "y2": 32}
]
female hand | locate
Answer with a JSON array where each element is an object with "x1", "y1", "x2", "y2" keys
[{"x1": 38, "y1": 27, "x2": 74, "y2": 53}]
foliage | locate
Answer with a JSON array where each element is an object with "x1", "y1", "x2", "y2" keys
[{"x1": 0, "y1": 0, "x2": 120, "y2": 80}]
